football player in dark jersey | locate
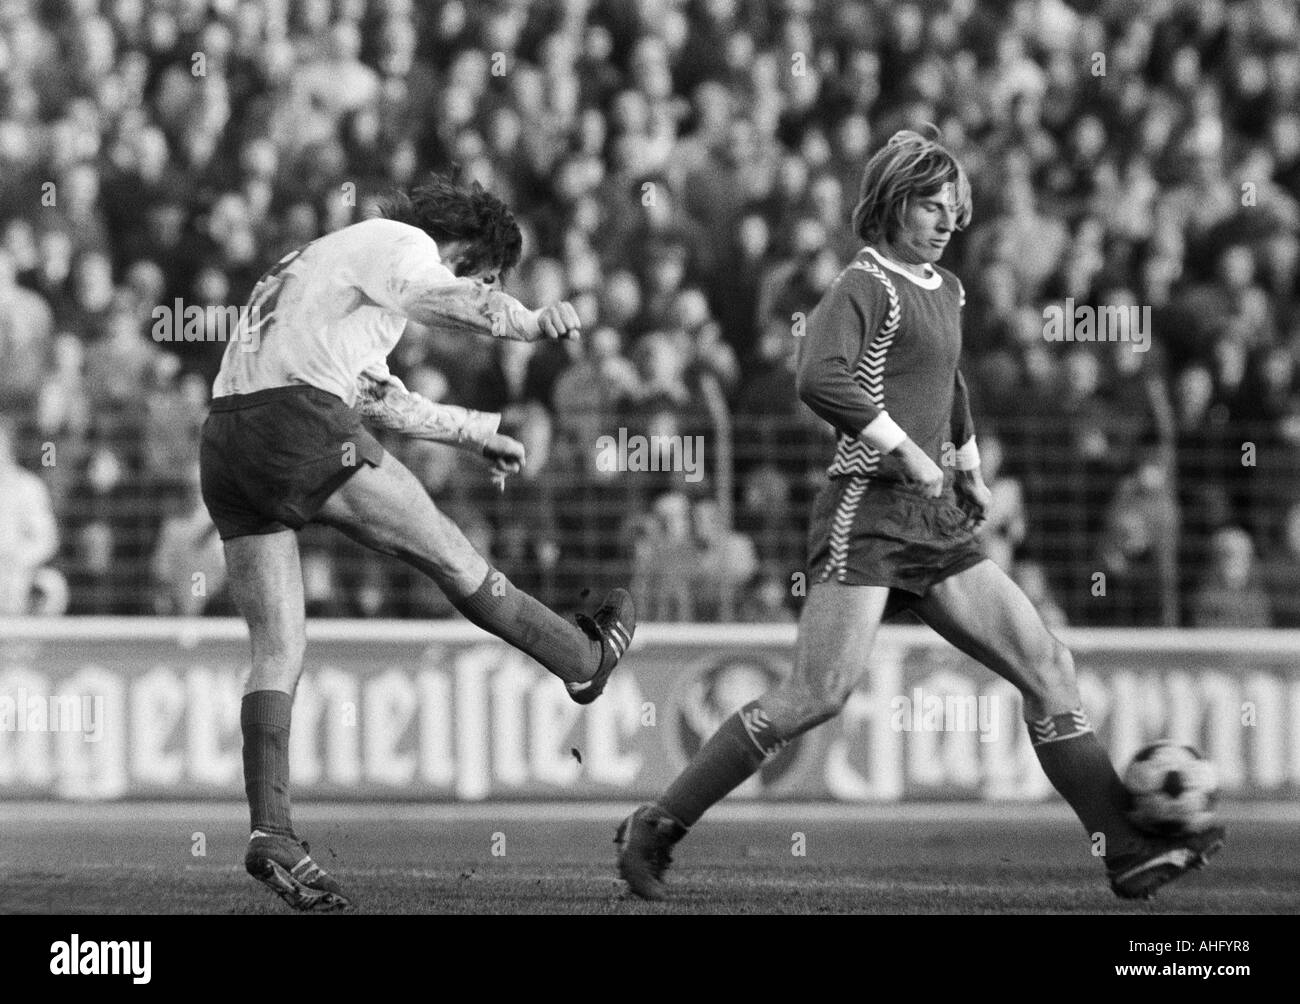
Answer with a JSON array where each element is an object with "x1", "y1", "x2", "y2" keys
[{"x1": 616, "y1": 129, "x2": 1223, "y2": 903}]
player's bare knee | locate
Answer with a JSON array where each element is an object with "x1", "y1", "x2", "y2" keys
[
  {"x1": 800, "y1": 697, "x2": 847, "y2": 730},
  {"x1": 777, "y1": 681, "x2": 851, "y2": 732},
  {"x1": 395, "y1": 537, "x2": 481, "y2": 593},
  {"x1": 252, "y1": 625, "x2": 305, "y2": 674},
  {"x1": 361, "y1": 525, "x2": 475, "y2": 593}
]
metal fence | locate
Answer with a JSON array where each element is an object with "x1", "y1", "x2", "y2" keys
[{"x1": 4, "y1": 398, "x2": 1298, "y2": 629}]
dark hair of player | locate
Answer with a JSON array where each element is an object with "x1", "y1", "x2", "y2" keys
[
  {"x1": 375, "y1": 170, "x2": 523, "y2": 278},
  {"x1": 850, "y1": 125, "x2": 973, "y2": 244}
]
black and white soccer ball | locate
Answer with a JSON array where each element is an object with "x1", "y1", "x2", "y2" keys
[{"x1": 1122, "y1": 741, "x2": 1219, "y2": 837}]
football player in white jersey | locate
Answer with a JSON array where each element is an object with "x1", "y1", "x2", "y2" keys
[{"x1": 200, "y1": 173, "x2": 635, "y2": 910}]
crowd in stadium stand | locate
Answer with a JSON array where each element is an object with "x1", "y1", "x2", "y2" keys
[{"x1": 1, "y1": 0, "x2": 1298, "y2": 627}]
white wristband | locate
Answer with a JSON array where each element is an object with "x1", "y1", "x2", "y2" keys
[
  {"x1": 859, "y1": 412, "x2": 908, "y2": 453},
  {"x1": 955, "y1": 436, "x2": 980, "y2": 471}
]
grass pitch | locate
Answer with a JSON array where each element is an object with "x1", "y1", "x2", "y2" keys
[{"x1": 1, "y1": 802, "x2": 1295, "y2": 915}]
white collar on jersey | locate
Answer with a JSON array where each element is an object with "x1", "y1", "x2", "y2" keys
[{"x1": 861, "y1": 245, "x2": 944, "y2": 290}]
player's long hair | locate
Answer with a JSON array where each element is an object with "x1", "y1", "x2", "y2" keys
[
  {"x1": 375, "y1": 170, "x2": 523, "y2": 277},
  {"x1": 851, "y1": 127, "x2": 972, "y2": 244}
]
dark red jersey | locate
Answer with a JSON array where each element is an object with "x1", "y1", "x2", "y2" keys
[{"x1": 797, "y1": 245, "x2": 975, "y2": 483}]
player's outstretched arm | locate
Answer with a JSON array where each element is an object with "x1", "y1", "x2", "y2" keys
[
  {"x1": 403, "y1": 280, "x2": 581, "y2": 343},
  {"x1": 355, "y1": 364, "x2": 501, "y2": 449},
  {"x1": 403, "y1": 278, "x2": 541, "y2": 340},
  {"x1": 353, "y1": 224, "x2": 580, "y2": 341}
]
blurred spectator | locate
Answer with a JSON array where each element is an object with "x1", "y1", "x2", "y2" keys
[
  {"x1": 735, "y1": 461, "x2": 804, "y2": 574},
  {"x1": 31, "y1": 226, "x2": 78, "y2": 328},
  {"x1": 631, "y1": 492, "x2": 699, "y2": 621},
  {"x1": 692, "y1": 498, "x2": 758, "y2": 621},
  {"x1": 141, "y1": 358, "x2": 206, "y2": 483},
  {"x1": 0, "y1": 0, "x2": 1296, "y2": 624},
  {"x1": 1096, "y1": 446, "x2": 1180, "y2": 627},
  {"x1": 737, "y1": 566, "x2": 797, "y2": 624},
  {"x1": 300, "y1": 538, "x2": 349, "y2": 619},
  {"x1": 1262, "y1": 502, "x2": 1300, "y2": 627},
  {"x1": 150, "y1": 466, "x2": 225, "y2": 615},
  {"x1": 35, "y1": 333, "x2": 93, "y2": 496},
  {"x1": 637, "y1": 241, "x2": 692, "y2": 332},
  {"x1": 67, "y1": 250, "x2": 117, "y2": 341},
  {"x1": 553, "y1": 327, "x2": 639, "y2": 480},
  {"x1": 966, "y1": 160, "x2": 1067, "y2": 294},
  {"x1": 0, "y1": 417, "x2": 59, "y2": 614},
  {"x1": 1023, "y1": 347, "x2": 1109, "y2": 612},
  {"x1": 1190, "y1": 526, "x2": 1272, "y2": 629},
  {"x1": 62, "y1": 439, "x2": 148, "y2": 614},
  {"x1": 973, "y1": 433, "x2": 1025, "y2": 573},
  {"x1": 1173, "y1": 363, "x2": 1233, "y2": 605},
  {"x1": 1234, "y1": 344, "x2": 1300, "y2": 543},
  {"x1": 710, "y1": 212, "x2": 773, "y2": 351},
  {"x1": 625, "y1": 331, "x2": 710, "y2": 442},
  {"x1": 85, "y1": 295, "x2": 159, "y2": 410},
  {"x1": 673, "y1": 288, "x2": 740, "y2": 393},
  {"x1": 0, "y1": 249, "x2": 54, "y2": 408}
]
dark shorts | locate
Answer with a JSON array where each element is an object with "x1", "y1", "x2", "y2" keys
[
  {"x1": 200, "y1": 385, "x2": 386, "y2": 540},
  {"x1": 807, "y1": 476, "x2": 987, "y2": 616}
]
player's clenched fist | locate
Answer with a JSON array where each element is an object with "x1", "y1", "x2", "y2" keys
[
  {"x1": 893, "y1": 438, "x2": 945, "y2": 497},
  {"x1": 482, "y1": 432, "x2": 526, "y2": 474},
  {"x1": 532, "y1": 301, "x2": 581, "y2": 341}
]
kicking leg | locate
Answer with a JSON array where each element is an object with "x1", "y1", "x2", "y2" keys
[
  {"x1": 912, "y1": 559, "x2": 1224, "y2": 898},
  {"x1": 316, "y1": 457, "x2": 630, "y2": 694},
  {"x1": 618, "y1": 582, "x2": 890, "y2": 899},
  {"x1": 910, "y1": 559, "x2": 1142, "y2": 854}
]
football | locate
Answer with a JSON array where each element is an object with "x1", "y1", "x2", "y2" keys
[{"x1": 1123, "y1": 741, "x2": 1220, "y2": 836}]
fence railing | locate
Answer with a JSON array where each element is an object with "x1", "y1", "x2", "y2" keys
[{"x1": 3, "y1": 403, "x2": 1298, "y2": 628}]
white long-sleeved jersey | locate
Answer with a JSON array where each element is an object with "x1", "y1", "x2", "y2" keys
[{"x1": 211, "y1": 217, "x2": 539, "y2": 447}]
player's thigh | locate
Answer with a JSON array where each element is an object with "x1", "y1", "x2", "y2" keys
[
  {"x1": 315, "y1": 456, "x2": 487, "y2": 594},
  {"x1": 909, "y1": 558, "x2": 1078, "y2": 717},
  {"x1": 770, "y1": 582, "x2": 890, "y2": 716},
  {"x1": 223, "y1": 530, "x2": 307, "y2": 673}
]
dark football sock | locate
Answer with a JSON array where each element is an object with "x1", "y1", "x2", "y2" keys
[
  {"x1": 1028, "y1": 708, "x2": 1142, "y2": 855},
  {"x1": 241, "y1": 690, "x2": 294, "y2": 837},
  {"x1": 450, "y1": 568, "x2": 600, "y2": 684},
  {"x1": 659, "y1": 701, "x2": 785, "y2": 827}
]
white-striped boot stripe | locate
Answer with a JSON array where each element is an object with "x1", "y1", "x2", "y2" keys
[{"x1": 605, "y1": 622, "x2": 629, "y2": 657}]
